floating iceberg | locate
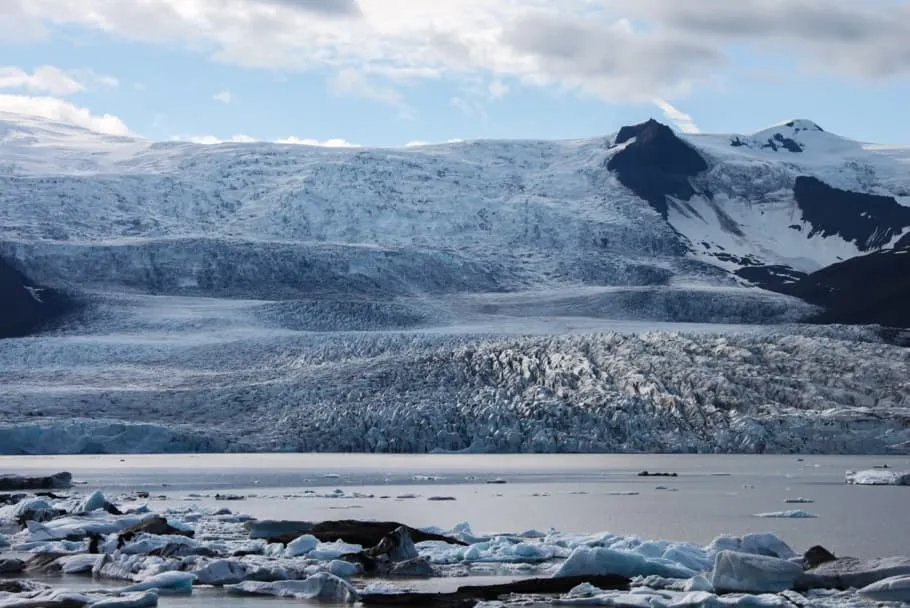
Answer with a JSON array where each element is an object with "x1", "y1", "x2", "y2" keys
[
  {"x1": 753, "y1": 510, "x2": 817, "y2": 519},
  {"x1": 845, "y1": 469, "x2": 910, "y2": 486},
  {"x1": 227, "y1": 573, "x2": 357, "y2": 603}
]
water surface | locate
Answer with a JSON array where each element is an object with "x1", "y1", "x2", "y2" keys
[{"x1": 4, "y1": 453, "x2": 907, "y2": 558}]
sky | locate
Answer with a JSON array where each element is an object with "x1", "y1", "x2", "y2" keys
[{"x1": 1, "y1": 0, "x2": 909, "y2": 147}]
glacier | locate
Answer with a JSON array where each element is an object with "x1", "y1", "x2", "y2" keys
[{"x1": 1, "y1": 111, "x2": 909, "y2": 454}]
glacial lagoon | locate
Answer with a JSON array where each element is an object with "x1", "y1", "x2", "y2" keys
[{"x1": 2, "y1": 453, "x2": 909, "y2": 607}]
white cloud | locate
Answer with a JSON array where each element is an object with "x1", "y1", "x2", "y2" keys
[
  {"x1": 0, "y1": 65, "x2": 119, "y2": 96},
  {"x1": 330, "y1": 68, "x2": 409, "y2": 116},
  {"x1": 0, "y1": 66, "x2": 84, "y2": 96},
  {"x1": 488, "y1": 79, "x2": 509, "y2": 99},
  {"x1": 213, "y1": 90, "x2": 233, "y2": 104},
  {"x1": 450, "y1": 96, "x2": 487, "y2": 119},
  {"x1": 2, "y1": 0, "x2": 908, "y2": 110},
  {"x1": 653, "y1": 97, "x2": 701, "y2": 134},
  {"x1": 72, "y1": 69, "x2": 119, "y2": 89},
  {"x1": 0, "y1": 94, "x2": 130, "y2": 135}
]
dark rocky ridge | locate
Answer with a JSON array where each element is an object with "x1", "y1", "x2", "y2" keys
[
  {"x1": 0, "y1": 257, "x2": 78, "y2": 339},
  {"x1": 794, "y1": 176, "x2": 910, "y2": 251},
  {"x1": 607, "y1": 119, "x2": 708, "y2": 218},
  {"x1": 761, "y1": 133, "x2": 803, "y2": 153},
  {"x1": 783, "y1": 240, "x2": 910, "y2": 328}
]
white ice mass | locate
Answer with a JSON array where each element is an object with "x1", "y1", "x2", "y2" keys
[
  {"x1": 845, "y1": 469, "x2": 910, "y2": 486},
  {"x1": 0, "y1": 111, "x2": 909, "y2": 454}
]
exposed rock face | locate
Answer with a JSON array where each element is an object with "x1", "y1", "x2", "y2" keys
[
  {"x1": 761, "y1": 133, "x2": 803, "y2": 153},
  {"x1": 0, "y1": 258, "x2": 77, "y2": 339},
  {"x1": 0, "y1": 472, "x2": 72, "y2": 491},
  {"x1": 785, "y1": 240, "x2": 910, "y2": 328},
  {"x1": 607, "y1": 119, "x2": 708, "y2": 218},
  {"x1": 793, "y1": 176, "x2": 910, "y2": 251},
  {"x1": 803, "y1": 545, "x2": 838, "y2": 570}
]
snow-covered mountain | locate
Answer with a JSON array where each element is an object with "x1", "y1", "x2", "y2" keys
[
  {"x1": 2, "y1": 113, "x2": 907, "y2": 308},
  {"x1": 1, "y1": 111, "x2": 908, "y2": 454}
]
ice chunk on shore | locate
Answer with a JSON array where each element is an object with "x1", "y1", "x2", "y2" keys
[
  {"x1": 91, "y1": 591, "x2": 159, "y2": 608},
  {"x1": 285, "y1": 534, "x2": 319, "y2": 557},
  {"x1": 845, "y1": 469, "x2": 910, "y2": 485},
  {"x1": 227, "y1": 573, "x2": 357, "y2": 603},
  {"x1": 308, "y1": 540, "x2": 363, "y2": 560},
  {"x1": 60, "y1": 554, "x2": 102, "y2": 574},
  {"x1": 554, "y1": 546, "x2": 696, "y2": 579},
  {"x1": 26, "y1": 514, "x2": 143, "y2": 541},
  {"x1": 79, "y1": 490, "x2": 108, "y2": 513},
  {"x1": 120, "y1": 572, "x2": 196, "y2": 595},
  {"x1": 193, "y1": 559, "x2": 251, "y2": 586},
  {"x1": 706, "y1": 533, "x2": 796, "y2": 560},
  {"x1": 0, "y1": 498, "x2": 55, "y2": 523},
  {"x1": 121, "y1": 533, "x2": 198, "y2": 555},
  {"x1": 0, "y1": 590, "x2": 94, "y2": 608},
  {"x1": 711, "y1": 550, "x2": 803, "y2": 593},
  {"x1": 858, "y1": 575, "x2": 910, "y2": 603}
]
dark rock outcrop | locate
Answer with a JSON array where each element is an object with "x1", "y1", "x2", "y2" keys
[
  {"x1": 0, "y1": 472, "x2": 72, "y2": 491},
  {"x1": 783, "y1": 241, "x2": 910, "y2": 328},
  {"x1": 793, "y1": 176, "x2": 910, "y2": 251},
  {"x1": 607, "y1": 119, "x2": 708, "y2": 218},
  {"x1": 803, "y1": 545, "x2": 838, "y2": 570},
  {"x1": 761, "y1": 133, "x2": 803, "y2": 153},
  {"x1": 0, "y1": 558, "x2": 26, "y2": 574},
  {"x1": 247, "y1": 519, "x2": 467, "y2": 547},
  {"x1": 117, "y1": 515, "x2": 195, "y2": 547},
  {"x1": 0, "y1": 257, "x2": 78, "y2": 339}
]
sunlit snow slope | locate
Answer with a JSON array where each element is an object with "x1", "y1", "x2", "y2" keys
[{"x1": 1, "y1": 112, "x2": 908, "y2": 454}]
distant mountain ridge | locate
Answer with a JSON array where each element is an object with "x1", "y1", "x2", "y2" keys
[{"x1": 1, "y1": 111, "x2": 909, "y2": 333}]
